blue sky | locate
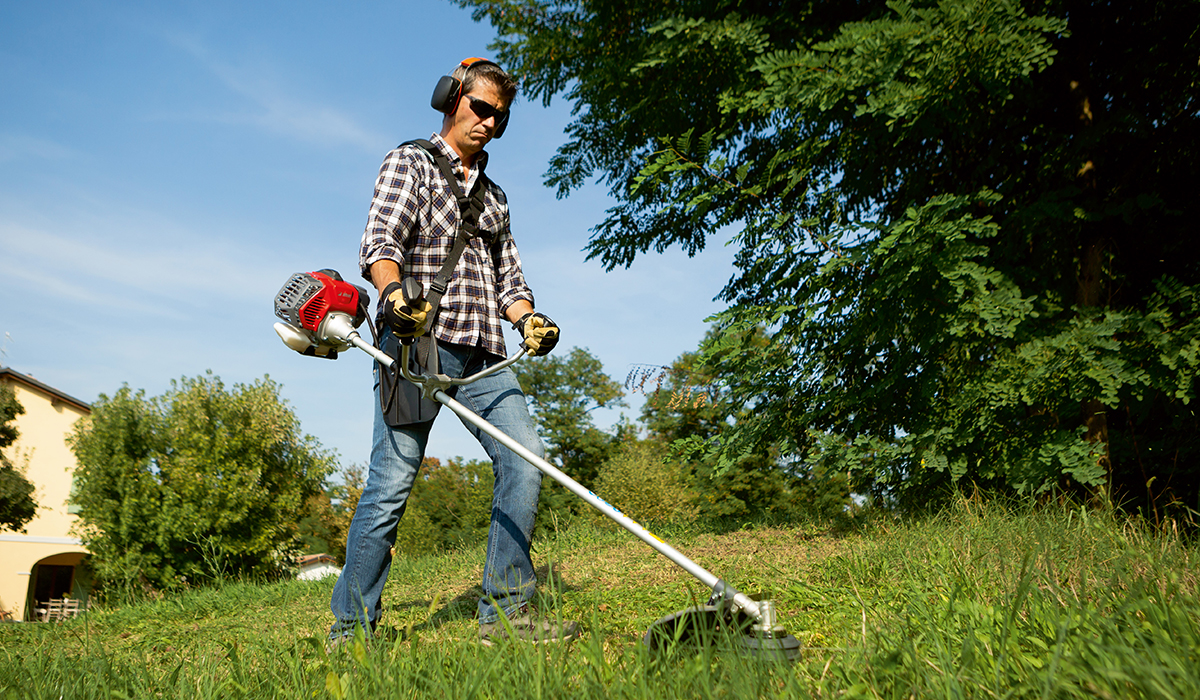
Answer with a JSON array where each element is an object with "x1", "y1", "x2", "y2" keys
[{"x1": 0, "y1": 0, "x2": 737, "y2": 471}]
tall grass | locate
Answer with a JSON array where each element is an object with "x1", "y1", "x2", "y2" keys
[
  {"x1": 811, "y1": 498, "x2": 1200, "y2": 698},
  {"x1": 2, "y1": 498, "x2": 1196, "y2": 699}
]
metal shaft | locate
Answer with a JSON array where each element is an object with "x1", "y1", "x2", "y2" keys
[{"x1": 340, "y1": 326, "x2": 762, "y2": 620}]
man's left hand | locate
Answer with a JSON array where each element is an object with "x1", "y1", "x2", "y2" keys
[{"x1": 513, "y1": 312, "x2": 559, "y2": 356}]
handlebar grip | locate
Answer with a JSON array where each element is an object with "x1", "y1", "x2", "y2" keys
[
  {"x1": 398, "y1": 277, "x2": 425, "y2": 346},
  {"x1": 402, "y1": 277, "x2": 424, "y2": 305}
]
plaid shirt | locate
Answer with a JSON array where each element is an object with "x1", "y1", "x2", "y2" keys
[{"x1": 359, "y1": 134, "x2": 534, "y2": 358}]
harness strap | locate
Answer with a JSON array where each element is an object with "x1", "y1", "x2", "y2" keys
[{"x1": 398, "y1": 139, "x2": 489, "y2": 376}]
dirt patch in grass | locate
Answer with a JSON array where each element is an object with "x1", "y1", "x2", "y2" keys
[{"x1": 686, "y1": 527, "x2": 845, "y2": 566}]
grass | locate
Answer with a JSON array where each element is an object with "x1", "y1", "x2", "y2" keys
[{"x1": 2, "y1": 497, "x2": 1198, "y2": 699}]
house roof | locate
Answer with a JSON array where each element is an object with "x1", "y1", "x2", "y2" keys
[{"x1": 0, "y1": 367, "x2": 91, "y2": 413}]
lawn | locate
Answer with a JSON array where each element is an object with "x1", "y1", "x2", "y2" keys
[{"x1": 3, "y1": 498, "x2": 1198, "y2": 699}]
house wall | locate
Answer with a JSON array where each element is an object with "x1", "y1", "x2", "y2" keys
[{"x1": 0, "y1": 374, "x2": 90, "y2": 621}]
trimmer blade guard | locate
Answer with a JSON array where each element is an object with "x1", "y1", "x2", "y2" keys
[
  {"x1": 643, "y1": 605, "x2": 733, "y2": 648},
  {"x1": 643, "y1": 605, "x2": 802, "y2": 663}
]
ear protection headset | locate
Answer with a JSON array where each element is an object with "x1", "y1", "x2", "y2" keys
[{"x1": 431, "y1": 57, "x2": 509, "y2": 138}]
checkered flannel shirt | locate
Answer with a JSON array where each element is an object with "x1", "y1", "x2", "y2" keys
[{"x1": 359, "y1": 134, "x2": 534, "y2": 358}]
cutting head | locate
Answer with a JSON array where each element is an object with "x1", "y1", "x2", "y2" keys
[{"x1": 643, "y1": 602, "x2": 802, "y2": 663}]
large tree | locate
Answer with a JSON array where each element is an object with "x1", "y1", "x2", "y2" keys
[
  {"x1": 68, "y1": 373, "x2": 334, "y2": 590},
  {"x1": 0, "y1": 384, "x2": 37, "y2": 533},
  {"x1": 461, "y1": 0, "x2": 1200, "y2": 513}
]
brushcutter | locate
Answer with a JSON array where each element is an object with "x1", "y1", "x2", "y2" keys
[{"x1": 273, "y1": 270, "x2": 802, "y2": 661}]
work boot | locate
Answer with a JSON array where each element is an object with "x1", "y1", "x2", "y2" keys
[
  {"x1": 479, "y1": 604, "x2": 579, "y2": 645},
  {"x1": 325, "y1": 632, "x2": 358, "y2": 654}
]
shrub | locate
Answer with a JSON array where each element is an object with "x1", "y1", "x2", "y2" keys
[{"x1": 593, "y1": 440, "x2": 698, "y2": 526}]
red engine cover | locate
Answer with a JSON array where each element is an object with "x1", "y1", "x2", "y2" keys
[{"x1": 296, "y1": 271, "x2": 362, "y2": 331}]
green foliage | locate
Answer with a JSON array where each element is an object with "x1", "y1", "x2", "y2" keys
[
  {"x1": 397, "y1": 457, "x2": 495, "y2": 555},
  {"x1": 393, "y1": 499, "x2": 441, "y2": 557},
  {"x1": 0, "y1": 383, "x2": 37, "y2": 533},
  {"x1": 298, "y1": 464, "x2": 364, "y2": 564},
  {"x1": 637, "y1": 337, "x2": 850, "y2": 522},
  {"x1": 0, "y1": 383, "x2": 23, "y2": 448},
  {"x1": 67, "y1": 373, "x2": 335, "y2": 592},
  {"x1": 318, "y1": 457, "x2": 496, "y2": 560},
  {"x1": 514, "y1": 346, "x2": 628, "y2": 517},
  {"x1": 297, "y1": 492, "x2": 338, "y2": 556},
  {"x1": 592, "y1": 439, "x2": 698, "y2": 526},
  {"x1": 463, "y1": 0, "x2": 1200, "y2": 512},
  {"x1": 515, "y1": 347, "x2": 626, "y2": 484}
]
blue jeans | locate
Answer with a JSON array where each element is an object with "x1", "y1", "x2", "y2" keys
[{"x1": 329, "y1": 339, "x2": 545, "y2": 638}]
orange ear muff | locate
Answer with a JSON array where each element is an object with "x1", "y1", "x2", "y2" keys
[{"x1": 431, "y1": 57, "x2": 496, "y2": 114}]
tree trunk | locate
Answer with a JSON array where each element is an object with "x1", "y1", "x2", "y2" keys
[
  {"x1": 1071, "y1": 65, "x2": 1113, "y2": 498},
  {"x1": 1077, "y1": 239, "x2": 1112, "y2": 498}
]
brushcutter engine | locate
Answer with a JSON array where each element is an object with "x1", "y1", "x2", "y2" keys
[{"x1": 273, "y1": 270, "x2": 370, "y2": 359}]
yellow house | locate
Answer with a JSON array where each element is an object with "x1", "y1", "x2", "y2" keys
[{"x1": 0, "y1": 367, "x2": 91, "y2": 622}]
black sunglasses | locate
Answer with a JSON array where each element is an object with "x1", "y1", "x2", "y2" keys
[{"x1": 465, "y1": 95, "x2": 509, "y2": 125}]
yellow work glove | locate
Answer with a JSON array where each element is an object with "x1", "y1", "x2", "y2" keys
[
  {"x1": 381, "y1": 281, "x2": 433, "y2": 338},
  {"x1": 513, "y1": 312, "x2": 560, "y2": 356}
]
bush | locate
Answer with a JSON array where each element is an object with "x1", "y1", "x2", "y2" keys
[
  {"x1": 593, "y1": 440, "x2": 698, "y2": 526},
  {"x1": 69, "y1": 374, "x2": 334, "y2": 591}
]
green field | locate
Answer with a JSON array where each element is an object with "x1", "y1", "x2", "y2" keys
[{"x1": 3, "y1": 499, "x2": 1197, "y2": 699}]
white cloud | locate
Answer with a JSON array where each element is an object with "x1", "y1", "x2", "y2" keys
[
  {"x1": 153, "y1": 31, "x2": 386, "y2": 152},
  {"x1": 0, "y1": 211, "x2": 283, "y2": 322}
]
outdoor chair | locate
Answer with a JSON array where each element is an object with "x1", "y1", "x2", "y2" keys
[
  {"x1": 38, "y1": 598, "x2": 84, "y2": 622},
  {"x1": 62, "y1": 598, "x2": 81, "y2": 619},
  {"x1": 40, "y1": 599, "x2": 64, "y2": 622}
]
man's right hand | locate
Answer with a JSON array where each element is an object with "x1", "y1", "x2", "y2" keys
[{"x1": 381, "y1": 281, "x2": 433, "y2": 338}]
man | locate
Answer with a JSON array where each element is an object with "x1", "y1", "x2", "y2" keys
[{"x1": 329, "y1": 58, "x2": 577, "y2": 646}]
